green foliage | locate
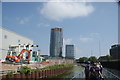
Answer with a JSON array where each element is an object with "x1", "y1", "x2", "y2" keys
[
  {"x1": 30, "y1": 64, "x2": 73, "y2": 71},
  {"x1": 42, "y1": 64, "x2": 73, "y2": 70},
  {"x1": 7, "y1": 71, "x2": 14, "y2": 75},
  {"x1": 19, "y1": 66, "x2": 31, "y2": 74},
  {"x1": 88, "y1": 56, "x2": 98, "y2": 62},
  {"x1": 98, "y1": 55, "x2": 112, "y2": 61},
  {"x1": 79, "y1": 57, "x2": 88, "y2": 62},
  {"x1": 31, "y1": 68, "x2": 41, "y2": 71},
  {"x1": 105, "y1": 55, "x2": 112, "y2": 61}
]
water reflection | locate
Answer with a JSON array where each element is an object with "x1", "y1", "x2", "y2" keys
[{"x1": 52, "y1": 65, "x2": 85, "y2": 79}]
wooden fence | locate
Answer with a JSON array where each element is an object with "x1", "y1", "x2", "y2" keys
[{"x1": 1, "y1": 67, "x2": 72, "y2": 80}]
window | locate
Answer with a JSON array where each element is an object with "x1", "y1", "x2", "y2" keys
[
  {"x1": 4, "y1": 35, "x2": 7, "y2": 39},
  {"x1": 18, "y1": 40, "x2": 20, "y2": 42}
]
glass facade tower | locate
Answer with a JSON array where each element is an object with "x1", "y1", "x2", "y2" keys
[
  {"x1": 50, "y1": 28, "x2": 63, "y2": 57},
  {"x1": 65, "y1": 45, "x2": 74, "y2": 59}
]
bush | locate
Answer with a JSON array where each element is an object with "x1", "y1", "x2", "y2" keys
[
  {"x1": 42, "y1": 64, "x2": 73, "y2": 70},
  {"x1": 7, "y1": 71, "x2": 14, "y2": 75},
  {"x1": 88, "y1": 56, "x2": 98, "y2": 62},
  {"x1": 19, "y1": 66, "x2": 31, "y2": 74},
  {"x1": 79, "y1": 57, "x2": 88, "y2": 62}
]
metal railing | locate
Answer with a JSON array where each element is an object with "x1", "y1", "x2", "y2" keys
[
  {"x1": 70, "y1": 67, "x2": 120, "y2": 80},
  {"x1": 103, "y1": 68, "x2": 120, "y2": 80}
]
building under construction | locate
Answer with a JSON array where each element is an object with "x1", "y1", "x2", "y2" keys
[{"x1": 50, "y1": 27, "x2": 63, "y2": 57}]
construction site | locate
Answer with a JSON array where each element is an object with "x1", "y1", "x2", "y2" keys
[{"x1": 0, "y1": 27, "x2": 74, "y2": 77}]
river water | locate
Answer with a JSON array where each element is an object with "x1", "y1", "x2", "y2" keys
[
  {"x1": 52, "y1": 65, "x2": 85, "y2": 79},
  {"x1": 51, "y1": 65, "x2": 120, "y2": 80}
]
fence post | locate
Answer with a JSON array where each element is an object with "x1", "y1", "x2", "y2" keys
[
  {"x1": 36, "y1": 71, "x2": 39, "y2": 79},
  {"x1": 31, "y1": 71, "x2": 35, "y2": 79},
  {"x1": 39, "y1": 70, "x2": 41, "y2": 78}
]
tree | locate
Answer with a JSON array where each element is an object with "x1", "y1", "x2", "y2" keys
[
  {"x1": 88, "y1": 56, "x2": 98, "y2": 62},
  {"x1": 98, "y1": 55, "x2": 112, "y2": 61},
  {"x1": 105, "y1": 55, "x2": 112, "y2": 61},
  {"x1": 79, "y1": 57, "x2": 88, "y2": 62}
]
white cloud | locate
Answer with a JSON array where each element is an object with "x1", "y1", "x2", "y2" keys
[
  {"x1": 75, "y1": 47, "x2": 83, "y2": 59},
  {"x1": 17, "y1": 17, "x2": 31, "y2": 24},
  {"x1": 63, "y1": 38, "x2": 73, "y2": 57},
  {"x1": 37, "y1": 23, "x2": 51, "y2": 27},
  {"x1": 80, "y1": 37, "x2": 93, "y2": 42},
  {"x1": 40, "y1": 1, "x2": 94, "y2": 21},
  {"x1": 90, "y1": 33, "x2": 100, "y2": 37},
  {"x1": 63, "y1": 38, "x2": 72, "y2": 45}
]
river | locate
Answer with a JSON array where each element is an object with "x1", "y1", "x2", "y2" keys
[
  {"x1": 51, "y1": 64, "x2": 120, "y2": 80},
  {"x1": 52, "y1": 65, "x2": 85, "y2": 79}
]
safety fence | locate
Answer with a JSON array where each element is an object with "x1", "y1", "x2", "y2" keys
[
  {"x1": 101, "y1": 61, "x2": 120, "y2": 71},
  {"x1": 78, "y1": 63, "x2": 120, "y2": 80},
  {"x1": 103, "y1": 68, "x2": 120, "y2": 80},
  {"x1": 1, "y1": 67, "x2": 72, "y2": 80}
]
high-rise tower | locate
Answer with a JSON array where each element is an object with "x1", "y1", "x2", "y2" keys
[
  {"x1": 50, "y1": 27, "x2": 63, "y2": 57},
  {"x1": 65, "y1": 45, "x2": 74, "y2": 59}
]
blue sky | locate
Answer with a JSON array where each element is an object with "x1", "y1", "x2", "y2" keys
[
  {"x1": 0, "y1": 2, "x2": 2, "y2": 26},
  {"x1": 2, "y1": 2, "x2": 118, "y2": 59}
]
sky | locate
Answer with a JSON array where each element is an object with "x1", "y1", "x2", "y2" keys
[
  {"x1": 2, "y1": 1, "x2": 118, "y2": 59},
  {"x1": 0, "y1": 2, "x2": 2, "y2": 26}
]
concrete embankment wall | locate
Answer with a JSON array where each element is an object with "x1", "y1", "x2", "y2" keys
[{"x1": 101, "y1": 61, "x2": 120, "y2": 71}]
